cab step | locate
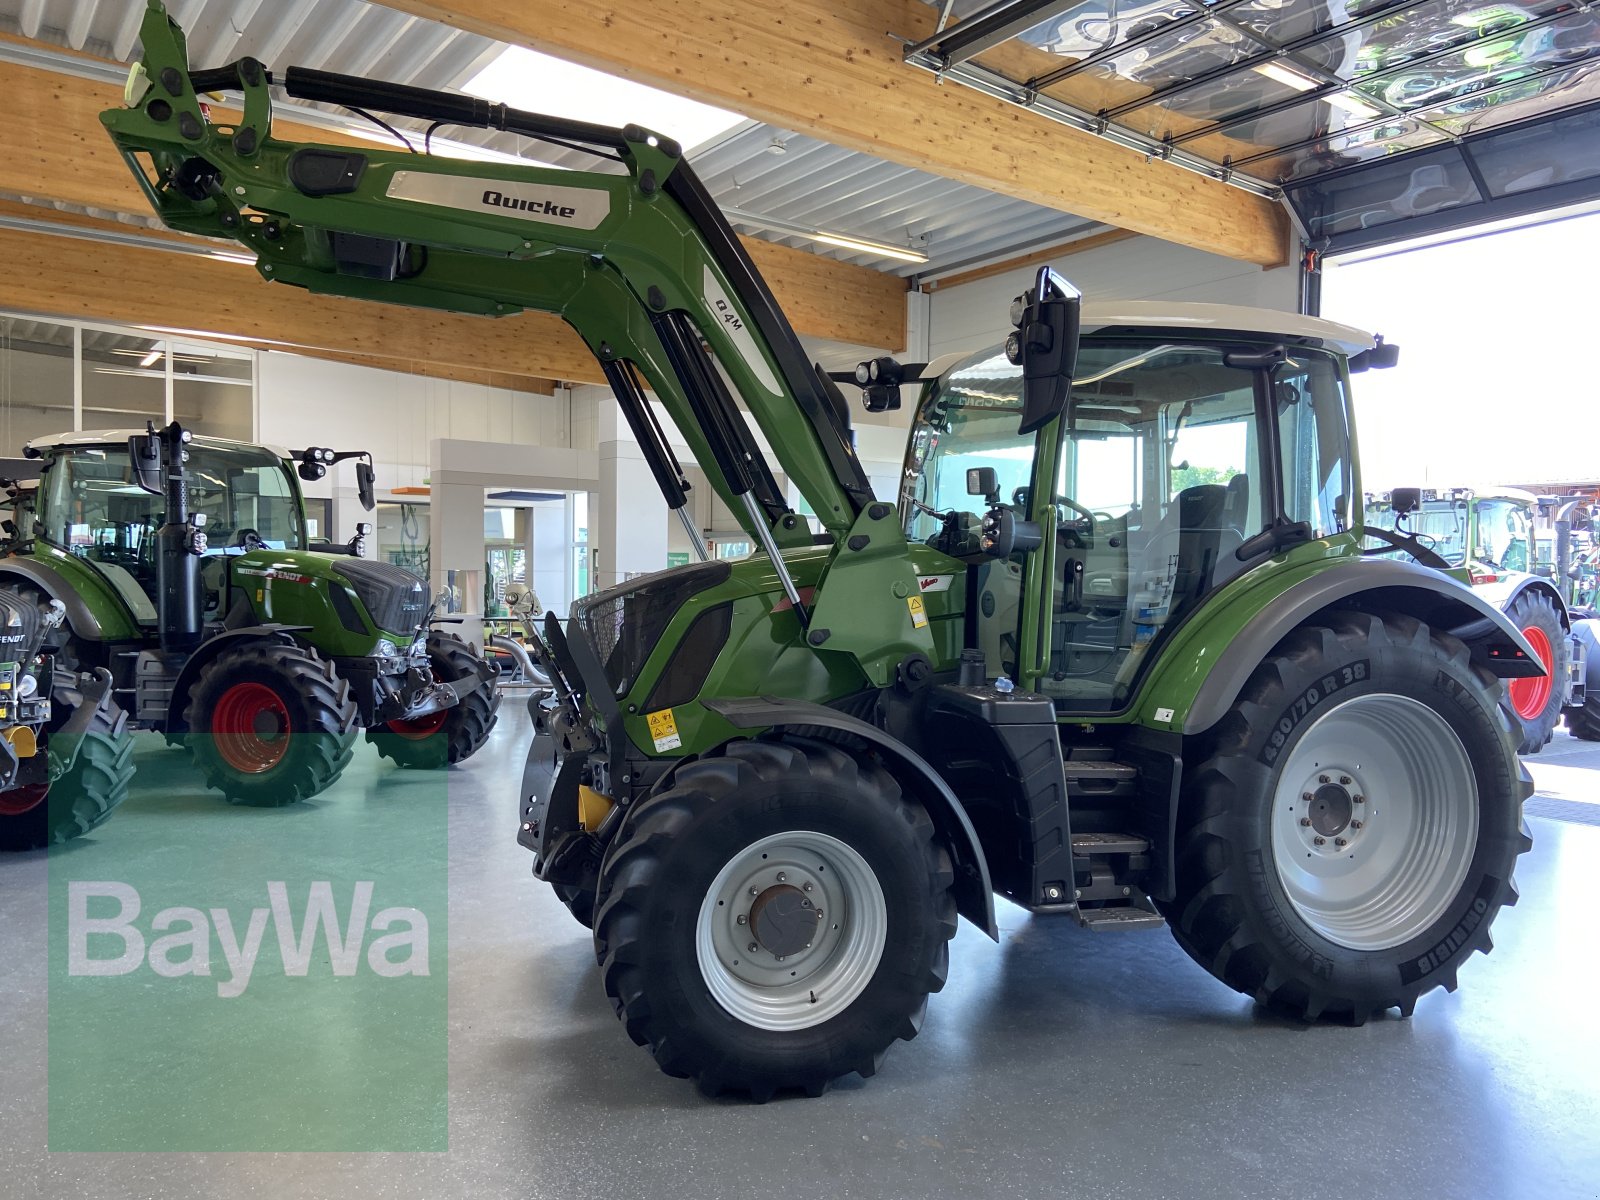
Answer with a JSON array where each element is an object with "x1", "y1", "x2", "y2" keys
[
  {"x1": 1070, "y1": 831, "x2": 1148, "y2": 856},
  {"x1": 1076, "y1": 905, "x2": 1166, "y2": 932}
]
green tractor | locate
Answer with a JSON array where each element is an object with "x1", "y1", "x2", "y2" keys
[
  {"x1": 0, "y1": 420, "x2": 498, "y2": 829},
  {"x1": 1365, "y1": 486, "x2": 1590, "y2": 752},
  {"x1": 106, "y1": 2, "x2": 1542, "y2": 1097}
]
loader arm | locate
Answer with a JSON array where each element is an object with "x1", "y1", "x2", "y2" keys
[{"x1": 100, "y1": 2, "x2": 934, "y2": 686}]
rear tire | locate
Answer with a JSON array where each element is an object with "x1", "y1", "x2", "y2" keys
[
  {"x1": 186, "y1": 641, "x2": 358, "y2": 805},
  {"x1": 1503, "y1": 589, "x2": 1568, "y2": 753},
  {"x1": 0, "y1": 675, "x2": 134, "y2": 851},
  {"x1": 368, "y1": 632, "x2": 499, "y2": 769},
  {"x1": 1159, "y1": 611, "x2": 1531, "y2": 1023},
  {"x1": 593, "y1": 738, "x2": 957, "y2": 1099}
]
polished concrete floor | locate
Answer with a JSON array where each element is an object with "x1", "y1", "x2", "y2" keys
[{"x1": 3, "y1": 700, "x2": 1598, "y2": 1199}]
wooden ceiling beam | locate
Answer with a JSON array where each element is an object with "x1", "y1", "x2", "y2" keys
[
  {"x1": 0, "y1": 47, "x2": 907, "y2": 357},
  {"x1": 380, "y1": 0, "x2": 1288, "y2": 266}
]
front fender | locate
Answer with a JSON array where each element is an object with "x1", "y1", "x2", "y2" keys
[
  {"x1": 702, "y1": 695, "x2": 998, "y2": 940},
  {"x1": 166, "y1": 624, "x2": 310, "y2": 734},
  {"x1": 1176, "y1": 557, "x2": 1543, "y2": 737},
  {"x1": 1474, "y1": 571, "x2": 1569, "y2": 627}
]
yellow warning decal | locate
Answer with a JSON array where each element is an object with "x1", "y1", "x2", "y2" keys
[
  {"x1": 907, "y1": 595, "x2": 928, "y2": 629},
  {"x1": 646, "y1": 707, "x2": 682, "y2": 752}
]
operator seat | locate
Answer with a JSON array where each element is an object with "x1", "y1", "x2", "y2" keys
[{"x1": 1173, "y1": 482, "x2": 1248, "y2": 602}]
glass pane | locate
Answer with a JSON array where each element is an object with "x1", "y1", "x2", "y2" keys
[
  {"x1": 1354, "y1": 12, "x2": 1600, "y2": 112},
  {"x1": 1290, "y1": 144, "x2": 1482, "y2": 235},
  {"x1": 0, "y1": 316, "x2": 75, "y2": 450},
  {"x1": 374, "y1": 501, "x2": 430, "y2": 579},
  {"x1": 1236, "y1": 117, "x2": 1448, "y2": 182},
  {"x1": 1426, "y1": 56, "x2": 1600, "y2": 134},
  {"x1": 1085, "y1": 19, "x2": 1264, "y2": 92},
  {"x1": 81, "y1": 331, "x2": 165, "y2": 431},
  {"x1": 171, "y1": 342, "x2": 253, "y2": 441},
  {"x1": 1015, "y1": 0, "x2": 1209, "y2": 63},
  {"x1": 1472, "y1": 104, "x2": 1600, "y2": 194},
  {"x1": 1277, "y1": 352, "x2": 1354, "y2": 538},
  {"x1": 1230, "y1": 0, "x2": 1394, "y2": 45},
  {"x1": 1297, "y1": 0, "x2": 1576, "y2": 84}
]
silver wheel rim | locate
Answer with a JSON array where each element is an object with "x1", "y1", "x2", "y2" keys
[
  {"x1": 1270, "y1": 692, "x2": 1479, "y2": 952},
  {"x1": 695, "y1": 830, "x2": 887, "y2": 1032}
]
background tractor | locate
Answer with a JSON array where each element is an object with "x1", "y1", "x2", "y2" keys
[
  {"x1": 1365, "y1": 485, "x2": 1593, "y2": 751},
  {"x1": 0, "y1": 420, "x2": 498, "y2": 809},
  {"x1": 107, "y1": 2, "x2": 1543, "y2": 1098}
]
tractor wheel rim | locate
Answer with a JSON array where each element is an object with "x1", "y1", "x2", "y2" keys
[
  {"x1": 212, "y1": 682, "x2": 291, "y2": 774},
  {"x1": 1507, "y1": 624, "x2": 1554, "y2": 719},
  {"x1": 1270, "y1": 692, "x2": 1479, "y2": 952},
  {"x1": 0, "y1": 781, "x2": 48, "y2": 817},
  {"x1": 696, "y1": 830, "x2": 887, "y2": 1032},
  {"x1": 387, "y1": 710, "x2": 449, "y2": 740}
]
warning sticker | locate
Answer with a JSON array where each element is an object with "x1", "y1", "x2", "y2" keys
[
  {"x1": 907, "y1": 595, "x2": 929, "y2": 629},
  {"x1": 646, "y1": 708, "x2": 682, "y2": 752}
]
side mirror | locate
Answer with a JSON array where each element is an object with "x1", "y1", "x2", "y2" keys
[
  {"x1": 356, "y1": 460, "x2": 376, "y2": 512},
  {"x1": 1005, "y1": 266, "x2": 1081, "y2": 436},
  {"x1": 128, "y1": 431, "x2": 163, "y2": 496},
  {"x1": 1349, "y1": 336, "x2": 1401, "y2": 373},
  {"x1": 1390, "y1": 486, "x2": 1422, "y2": 516}
]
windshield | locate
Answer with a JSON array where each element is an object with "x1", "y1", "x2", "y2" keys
[
  {"x1": 1474, "y1": 497, "x2": 1533, "y2": 573},
  {"x1": 1364, "y1": 497, "x2": 1471, "y2": 567},
  {"x1": 38, "y1": 442, "x2": 304, "y2": 559}
]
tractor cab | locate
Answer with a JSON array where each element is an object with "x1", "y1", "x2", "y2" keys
[
  {"x1": 904, "y1": 304, "x2": 1364, "y2": 714},
  {"x1": 30, "y1": 432, "x2": 308, "y2": 625}
]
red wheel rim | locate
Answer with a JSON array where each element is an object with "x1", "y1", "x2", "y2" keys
[
  {"x1": 1508, "y1": 624, "x2": 1554, "y2": 720},
  {"x1": 0, "y1": 782, "x2": 48, "y2": 817},
  {"x1": 387, "y1": 710, "x2": 448, "y2": 741},
  {"x1": 212, "y1": 681, "x2": 292, "y2": 773}
]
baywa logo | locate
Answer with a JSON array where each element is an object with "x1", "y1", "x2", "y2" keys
[
  {"x1": 68, "y1": 880, "x2": 430, "y2": 999},
  {"x1": 481, "y1": 187, "x2": 578, "y2": 220}
]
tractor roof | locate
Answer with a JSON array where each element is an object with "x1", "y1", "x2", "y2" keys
[
  {"x1": 25, "y1": 429, "x2": 294, "y2": 461},
  {"x1": 1079, "y1": 302, "x2": 1376, "y2": 356}
]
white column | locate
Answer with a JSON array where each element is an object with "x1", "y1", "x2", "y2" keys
[
  {"x1": 595, "y1": 438, "x2": 667, "y2": 590},
  {"x1": 528, "y1": 500, "x2": 570, "y2": 615}
]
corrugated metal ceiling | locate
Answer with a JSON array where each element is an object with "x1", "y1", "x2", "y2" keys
[{"x1": 0, "y1": 0, "x2": 1107, "y2": 278}]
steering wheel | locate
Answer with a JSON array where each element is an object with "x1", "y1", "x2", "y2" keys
[
  {"x1": 233, "y1": 527, "x2": 265, "y2": 551},
  {"x1": 1055, "y1": 497, "x2": 1098, "y2": 546}
]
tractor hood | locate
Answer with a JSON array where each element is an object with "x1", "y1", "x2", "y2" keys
[{"x1": 231, "y1": 549, "x2": 429, "y2": 643}]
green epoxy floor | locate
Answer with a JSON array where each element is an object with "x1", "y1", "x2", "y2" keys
[{"x1": 2, "y1": 701, "x2": 1598, "y2": 1198}]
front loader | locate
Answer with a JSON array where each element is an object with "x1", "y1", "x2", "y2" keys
[
  {"x1": 0, "y1": 420, "x2": 498, "y2": 813},
  {"x1": 104, "y1": 1, "x2": 1542, "y2": 1098}
]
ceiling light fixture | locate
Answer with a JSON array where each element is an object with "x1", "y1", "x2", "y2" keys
[
  {"x1": 1324, "y1": 92, "x2": 1383, "y2": 121},
  {"x1": 809, "y1": 232, "x2": 930, "y2": 264},
  {"x1": 138, "y1": 349, "x2": 161, "y2": 367},
  {"x1": 721, "y1": 205, "x2": 929, "y2": 264},
  {"x1": 1252, "y1": 61, "x2": 1319, "y2": 93}
]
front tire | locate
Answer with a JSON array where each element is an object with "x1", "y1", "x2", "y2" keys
[
  {"x1": 0, "y1": 676, "x2": 134, "y2": 851},
  {"x1": 1503, "y1": 589, "x2": 1569, "y2": 753},
  {"x1": 368, "y1": 632, "x2": 500, "y2": 769},
  {"x1": 186, "y1": 641, "x2": 359, "y2": 805},
  {"x1": 593, "y1": 738, "x2": 957, "y2": 1099},
  {"x1": 1161, "y1": 611, "x2": 1532, "y2": 1023}
]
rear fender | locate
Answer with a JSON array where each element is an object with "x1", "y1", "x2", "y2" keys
[{"x1": 1184, "y1": 559, "x2": 1543, "y2": 737}]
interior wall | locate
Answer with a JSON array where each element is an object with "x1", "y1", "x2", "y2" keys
[
  {"x1": 256, "y1": 351, "x2": 595, "y2": 496},
  {"x1": 923, "y1": 233, "x2": 1300, "y2": 363}
]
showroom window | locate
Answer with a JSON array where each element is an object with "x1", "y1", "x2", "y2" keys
[{"x1": 0, "y1": 310, "x2": 257, "y2": 443}]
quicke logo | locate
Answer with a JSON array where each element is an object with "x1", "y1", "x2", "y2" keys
[{"x1": 482, "y1": 188, "x2": 578, "y2": 220}]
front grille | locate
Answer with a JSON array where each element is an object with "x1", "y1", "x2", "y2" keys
[
  {"x1": 331, "y1": 558, "x2": 430, "y2": 635},
  {"x1": 569, "y1": 561, "x2": 731, "y2": 695}
]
